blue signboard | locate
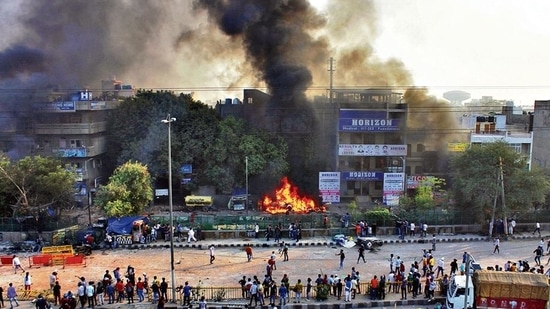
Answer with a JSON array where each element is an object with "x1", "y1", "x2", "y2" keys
[
  {"x1": 43, "y1": 101, "x2": 76, "y2": 112},
  {"x1": 180, "y1": 164, "x2": 192, "y2": 174},
  {"x1": 339, "y1": 109, "x2": 400, "y2": 132},
  {"x1": 342, "y1": 171, "x2": 384, "y2": 181}
]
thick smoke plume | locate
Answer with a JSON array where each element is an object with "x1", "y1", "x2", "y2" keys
[{"x1": 0, "y1": 0, "x2": 460, "y2": 166}]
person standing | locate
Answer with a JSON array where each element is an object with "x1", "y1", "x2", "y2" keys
[
  {"x1": 493, "y1": 237, "x2": 500, "y2": 254},
  {"x1": 436, "y1": 257, "x2": 445, "y2": 278},
  {"x1": 159, "y1": 278, "x2": 168, "y2": 301},
  {"x1": 182, "y1": 282, "x2": 192, "y2": 306},
  {"x1": 209, "y1": 245, "x2": 215, "y2": 264},
  {"x1": 534, "y1": 246, "x2": 543, "y2": 265},
  {"x1": 343, "y1": 277, "x2": 352, "y2": 302},
  {"x1": 254, "y1": 223, "x2": 260, "y2": 238},
  {"x1": 53, "y1": 281, "x2": 62, "y2": 306},
  {"x1": 282, "y1": 243, "x2": 289, "y2": 262},
  {"x1": 336, "y1": 249, "x2": 345, "y2": 270},
  {"x1": 12, "y1": 255, "x2": 25, "y2": 274},
  {"x1": 278, "y1": 282, "x2": 287, "y2": 308},
  {"x1": 7, "y1": 283, "x2": 18, "y2": 309},
  {"x1": 87, "y1": 282, "x2": 96, "y2": 308},
  {"x1": 23, "y1": 272, "x2": 32, "y2": 296},
  {"x1": 357, "y1": 246, "x2": 366, "y2": 264},
  {"x1": 293, "y1": 279, "x2": 303, "y2": 303},
  {"x1": 431, "y1": 234, "x2": 437, "y2": 251},
  {"x1": 136, "y1": 277, "x2": 145, "y2": 302},
  {"x1": 245, "y1": 244, "x2": 253, "y2": 262}
]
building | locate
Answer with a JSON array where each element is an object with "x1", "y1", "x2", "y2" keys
[
  {"x1": 461, "y1": 110, "x2": 533, "y2": 169},
  {"x1": 331, "y1": 89, "x2": 407, "y2": 206},
  {"x1": 32, "y1": 90, "x2": 122, "y2": 207},
  {"x1": 532, "y1": 100, "x2": 550, "y2": 168}
]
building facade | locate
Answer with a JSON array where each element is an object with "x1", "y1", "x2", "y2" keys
[{"x1": 33, "y1": 90, "x2": 121, "y2": 207}]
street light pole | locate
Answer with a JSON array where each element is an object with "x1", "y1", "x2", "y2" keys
[
  {"x1": 161, "y1": 114, "x2": 176, "y2": 302},
  {"x1": 245, "y1": 156, "x2": 249, "y2": 211}
]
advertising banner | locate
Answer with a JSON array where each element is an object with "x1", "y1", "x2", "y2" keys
[
  {"x1": 42, "y1": 101, "x2": 76, "y2": 112},
  {"x1": 383, "y1": 173, "x2": 404, "y2": 206},
  {"x1": 339, "y1": 144, "x2": 407, "y2": 156},
  {"x1": 448, "y1": 142, "x2": 469, "y2": 152},
  {"x1": 341, "y1": 171, "x2": 383, "y2": 181},
  {"x1": 339, "y1": 109, "x2": 400, "y2": 132},
  {"x1": 319, "y1": 172, "x2": 340, "y2": 203},
  {"x1": 407, "y1": 175, "x2": 435, "y2": 189}
]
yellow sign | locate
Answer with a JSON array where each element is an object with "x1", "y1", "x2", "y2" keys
[{"x1": 448, "y1": 142, "x2": 469, "y2": 152}]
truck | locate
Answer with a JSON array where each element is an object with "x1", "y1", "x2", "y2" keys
[
  {"x1": 184, "y1": 195, "x2": 214, "y2": 211},
  {"x1": 446, "y1": 270, "x2": 550, "y2": 309}
]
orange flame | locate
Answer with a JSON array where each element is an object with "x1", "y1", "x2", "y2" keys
[{"x1": 260, "y1": 177, "x2": 326, "y2": 214}]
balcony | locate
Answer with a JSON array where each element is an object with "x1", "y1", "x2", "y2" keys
[
  {"x1": 34, "y1": 145, "x2": 104, "y2": 157},
  {"x1": 34, "y1": 121, "x2": 107, "y2": 135}
]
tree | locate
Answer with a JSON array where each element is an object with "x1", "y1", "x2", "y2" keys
[
  {"x1": 202, "y1": 116, "x2": 289, "y2": 194},
  {"x1": 106, "y1": 90, "x2": 219, "y2": 188},
  {"x1": 95, "y1": 161, "x2": 153, "y2": 217},
  {"x1": 0, "y1": 155, "x2": 76, "y2": 218},
  {"x1": 450, "y1": 141, "x2": 550, "y2": 223}
]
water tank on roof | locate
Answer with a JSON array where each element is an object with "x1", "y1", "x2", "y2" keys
[{"x1": 225, "y1": 98, "x2": 232, "y2": 105}]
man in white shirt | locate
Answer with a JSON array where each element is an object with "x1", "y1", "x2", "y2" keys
[
  {"x1": 534, "y1": 222, "x2": 541, "y2": 237},
  {"x1": 12, "y1": 255, "x2": 25, "y2": 274}
]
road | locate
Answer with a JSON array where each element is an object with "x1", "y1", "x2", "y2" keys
[{"x1": 2, "y1": 232, "x2": 545, "y2": 309}]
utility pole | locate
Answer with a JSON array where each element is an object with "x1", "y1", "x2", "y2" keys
[
  {"x1": 489, "y1": 157, "x2": 507, "y2": 238},
  {"x1": 328, "y1": 57, "x2": 334, "y2": 104},
  {"x1": 499, "y1": 157, "x2": 508, "y2": 235}
]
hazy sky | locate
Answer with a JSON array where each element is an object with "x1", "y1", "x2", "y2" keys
[
  {"x1": 1, "y1": 0, "x2": 549, "y2": 107},
  {"x1": 368, "y1": 0, "x2": 550, "y2": 106}
]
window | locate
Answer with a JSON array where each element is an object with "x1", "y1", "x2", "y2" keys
[
  {"x1": 414, "y1": 166, "x2": 423, "y2": 174},
  {"x1": 70, "y1": 140, "x2": 83, "y2": 148},
  {"x1": 416, "y1": 144, "x2": 425, "y2": 153}
]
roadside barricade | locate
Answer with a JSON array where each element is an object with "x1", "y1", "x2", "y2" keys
[
  {"x1": 29, "y1": 254, "x2": 52, "y2": 267},
  {"x1": 0, "y1": 255, "x2": 13, "y2": 266}
]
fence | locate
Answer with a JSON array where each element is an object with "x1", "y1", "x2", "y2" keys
[{"x1": 13, "y1": 281, "x2": 445, "y2": 303}]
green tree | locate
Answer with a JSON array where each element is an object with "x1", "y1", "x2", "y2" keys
[
  {"x1": 450, "y1": 141, "x2": 550, "y2": 223},
  {"x1": 202, "y1": 116, "x2": 288, "y2": 193},
  {"x1": 0, "y1": 155, "x2": 75, "y2": 218},
  {"x1": 95, "y1": 161, "x2": 153, "y2": 217},
  {"x1": 106, "y1": 90, "x2": 219, "y2": 187}
]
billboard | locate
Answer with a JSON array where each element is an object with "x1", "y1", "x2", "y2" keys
[
  {"x1": 407, "y1": 175, "x2": 435, "y2": 189},
  {"x1": 341, "y1": 171, "x2": 383, "y2": 181},
  {"x1": 448, "y1": 142, "x2": 469, "y2": 152},
  {"x1": 319, "y1": 172, "x2": 340, "y2": 203},
  {"x1": 383, "y1": 173, "x2": 404, "y2": 206},
  {"x1": 339, "y1": 109, "x2": 400, "y2": 132},
  {"x1": 339, "y1": 144, "x2": 407, "y2": 156}
]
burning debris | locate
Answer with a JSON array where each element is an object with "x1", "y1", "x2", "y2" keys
[{"x1": 260, "y1": 177, "x2": 326, "y2": 214}]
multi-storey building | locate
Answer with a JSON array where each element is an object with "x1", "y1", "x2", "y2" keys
[
  {"x1": 32, "y1": 90, "x2": 121, "y2": 207},
  {"x1": 532, "y1": 100, "x2": 550, "y2": 168}
]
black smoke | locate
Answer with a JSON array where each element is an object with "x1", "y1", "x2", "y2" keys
[
  {"x1": 197, "y1": 0, "x2": 319, "y2": 105},
  {"x1": 0, "y1": 45, "x2": 46, "y2": 80}
]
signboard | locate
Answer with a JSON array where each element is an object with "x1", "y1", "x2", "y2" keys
[
  {"x1": 448, "y1": 142, "x2": 469, "y2": 152},
  {"x1": 55, "y1": 148, "x2": 87, "y2": 158},
  {"x1": 341, "y1": 171, "x2": 383, "y2": 181},
  {"x1": 407, "y1": 175, "x2": 435, "y2": 189},
  {"x1": 181, "y1": 164, "x2": 193, "y2": 174},
  {"x1": 383, "y1": 173, "x2": 404, "y2": 206},
  {"x1": 42, "y1": 101, "x2": 76, "y2": 112},
  {"x1": 90, "y1": 101, "x2": 106, "y2": 110},
  {"x1": 339, "y1": 144, "x2": 407, "y2": 156},
  {"x1": 319, "y1": 172, "x2": 340, "y2": 203},
  {"x1": 339, "y1": 109, "x2": 400, "y2": 132}
]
